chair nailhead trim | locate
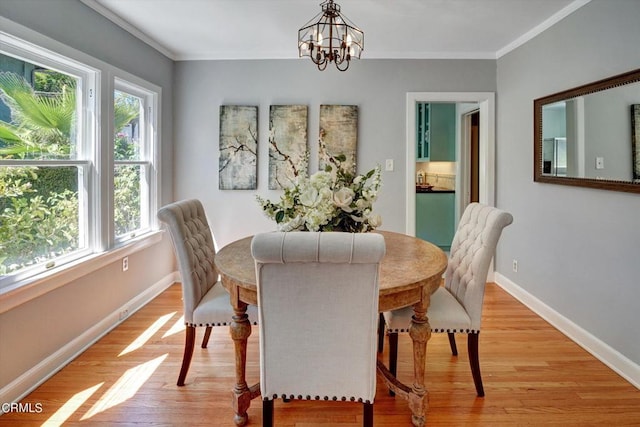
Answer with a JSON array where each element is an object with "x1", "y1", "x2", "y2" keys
[
  {"x1": 263, "y1": 394, "x2": 371, "y2": 403},
  {"x1": 186, "y1": 321, "x2": 259, "y2": 327},
  {"x1": 388, "y1": 328, "x2": 478, "y2": 334}
]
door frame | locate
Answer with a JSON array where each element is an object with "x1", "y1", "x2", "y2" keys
[
  {"x1": 458, "y1": 104, "x2": 481, "y2": 215},
  {"x1": 405, "y1": 92, "x2": 495, "y2": 236}
]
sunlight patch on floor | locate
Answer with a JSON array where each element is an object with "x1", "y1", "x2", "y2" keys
[
  {"x1": 81, "y1": 354, "x2": 167, "y2": 420},
  {"x1": 162, "y1": 314, "x2": 185, "y2": 338},
  {"x1": 119, "y1": 312, "x2": 176, "y2": 356},
  {"x1": 42, "y1": 382, "x2": 103, "y2": 426}
]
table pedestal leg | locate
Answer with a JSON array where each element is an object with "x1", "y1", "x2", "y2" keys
[
  {"x1": 230, "y1": 302, "x2": 252, "y2": 426},
  {"x1": 407, "y1": 300, "x2": 431, "y2": 427},
  {"x1": 376, "y1": 299, "x2": 433, "y2": 426}
]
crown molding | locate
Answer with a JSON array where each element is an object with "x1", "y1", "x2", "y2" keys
[{"x1": 496, "y1": 0, "x2": 592, "y2": 58}]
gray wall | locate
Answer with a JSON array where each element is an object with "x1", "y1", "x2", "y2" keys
[
  {"x1": 496, "y1": 0, "x2": 640, "y2": 368},
  {"x1": 0, "y1": 0, "x2": 175, "y2": 393},
  {"x1": 174, "y1": 58, "x2": 496, "y2": 247}
]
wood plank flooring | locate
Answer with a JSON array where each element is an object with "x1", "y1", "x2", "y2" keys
[{"x1": 2, "y1": 283, "x2": 639, "y2": 426}]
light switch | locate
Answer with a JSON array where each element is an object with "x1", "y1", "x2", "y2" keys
[
  {"x1": 595, "y1": 157, "x2": 604, "y2": 169},
  {"x1": 385, "y1": 159, "x2": 394, "y2": 171}
]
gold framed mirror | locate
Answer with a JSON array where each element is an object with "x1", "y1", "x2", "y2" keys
[{"x1": 534, "y1": 68, "x2": 640, "y2": 193}]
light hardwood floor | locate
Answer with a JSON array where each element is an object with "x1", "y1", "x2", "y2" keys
[{"x1": 2, "y1": 283, "x2": 639, "y2": 426}]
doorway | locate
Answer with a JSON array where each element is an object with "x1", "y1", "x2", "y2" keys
[
  {"x1": 405, "y1": 92, "x2": 495, "y2": 237},
  {"x1": 466, "y1": 110, "x2": 480, "y2": 204}
]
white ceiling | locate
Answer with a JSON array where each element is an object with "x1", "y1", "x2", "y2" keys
[{"x1": 82, "y1": 0, "x2": 589, "y2": 61}]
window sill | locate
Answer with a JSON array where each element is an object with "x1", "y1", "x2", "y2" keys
[{"x1": 0, "y1": 231, "x2": 164, "y2": 314}]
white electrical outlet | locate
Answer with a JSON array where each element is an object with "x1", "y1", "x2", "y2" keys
[
  {"x1": 512, "y1": 259, "x2": 518, "y2": 272},
  {"x1": 385, "y1": 159, "x2": 394, "y2": 171},
  {"x1": 122, "y1": 256, "x2": 129, "y2": 272}
]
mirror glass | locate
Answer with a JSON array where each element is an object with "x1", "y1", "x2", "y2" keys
[{"x1": 534, "y1": 68, "x2": 640, "y2": 193}]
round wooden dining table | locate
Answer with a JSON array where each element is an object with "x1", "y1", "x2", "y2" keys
[{"x1": 215, "y1": 230, "x2": 448, "y2": 427}]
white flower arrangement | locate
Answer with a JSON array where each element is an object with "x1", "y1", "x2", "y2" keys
[{"x1": 256, "y1": 153, "x2": 382, "y2": 232}]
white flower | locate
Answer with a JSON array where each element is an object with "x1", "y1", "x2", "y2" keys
[
  {"x1": 367, "y1": 213, "x2": 382, "y2": 228},
  {"x1": 299, "y1": 186, "x2": 321, "y2": 207},
  {"x1": 282, "y1": 195, "x2": 294, "y2": 209},
  {"x1": 333, "y1": 187, "x2": 355, "y2": 212},
  {"x1": 310, "y1": 170, "x2": 332, "y2": 189},
  {"x1": 319, "y1": 187, "x2": 333, "y2": 200},
  {"x1": 363, "y1": 189, "x2": 378, "y2": 202},
  {"x1": 279, "y1": 215, "x2": 304, "y2": 231},
  {"x1": 307, "y1": 209, "x2": 330, "y2": 231},
  {"x1": 355, "y1": 198, "x2": 370, "y2": 210}
]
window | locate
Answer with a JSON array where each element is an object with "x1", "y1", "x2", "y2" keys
[
  {"x1": 0, "y1": 32, "x2": 160, "y2": 290},
  {"x1": 0, "y1": 39, "x2": 94, "y2": 285},
  {"x1": 113, "y1": 81, "x2": 156, "y2": 243}
]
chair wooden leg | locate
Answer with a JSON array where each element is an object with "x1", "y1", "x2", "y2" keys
[
  {"x1": 201, "y1": 326, "x2": 212, "y2": 348},
  {"x1": 363, "y1": 402, "x2": 373, "y2": 427},
  {"x1": 447, "y1": 332, "x2": 458, "y2": 356},
  {"x1": 388, "y1": 331, "x2": 398, "y2": 396},
  {"x1": 263, "y1": 399, "x2": 274, "y2": 427},
  {"x1": 377, "y1": 313, "x2": 385, "y2": 353},
  {"x1": 177, "y1": 325, "x2": 196, "y2": 386},
  {"x1": 389, "y1": 332, "x2": 398, "y2": 377},
  {"x1": 468, "y1": 333, "x2": 484, "y2": 397}
]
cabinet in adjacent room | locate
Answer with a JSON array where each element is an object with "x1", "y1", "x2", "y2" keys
[
  {"x1": 415, "y1": 102, "x2": 456, "y2": 162},
  {"x1": 416, "y1": 192, "x2": 455, "y2": 251}
]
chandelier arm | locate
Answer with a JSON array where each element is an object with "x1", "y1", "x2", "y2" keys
[
  {"x1": 318, "y1": 60, "x2": 329, "y2": 71},
  {"x1": 335, "y1": 55, "x2": 350, "y2": 71}
]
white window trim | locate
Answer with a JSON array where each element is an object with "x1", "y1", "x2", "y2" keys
[
  {"x1": 112, "y1": 77, "x2": 161, "y2": 246},
  {"x1": 0, "y1": 32, "x2": 100, "y2": 289},
  {"x1": 0, "y1": 23, "x2": 163, "y2": 309}
]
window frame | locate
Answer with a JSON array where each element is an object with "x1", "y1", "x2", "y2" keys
[
  {"x1": 111, "y1": 78, "x2": 160, "y2": 246},
  {"x1": 0, "y1": 32, "x2": 98, "y2": 287},
  {"x1": 0, "y1": 30, "x2": 162, "y2": 298}
]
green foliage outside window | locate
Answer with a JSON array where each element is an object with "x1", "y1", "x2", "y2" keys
[
  {"x1": 0, "y1": 70, "x2": 79, "y2": 274},
  {"x1": 0, "y1": 166, "x2": 78, "y2": 274},
  {"x1": 0, "y1": 69, "x2": 143, "y2": 276},
  {"x1": 114, "y1": 165, "x2": 141, "y2": 237},
  {"x1": 113, "y1": 91, "x2": 142, "y2": 237},
  {"x1": 0, "y1": 71, "x2": 75, "y2": 159}
]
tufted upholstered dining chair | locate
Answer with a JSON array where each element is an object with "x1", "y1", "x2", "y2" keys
[
  {"x1": 251, "y1": 231, "x2": 386, "y2": 427},
  {"x1": 157, "y1": 199, "x2": 258, "y2": 386},
  {"x1": 379, "y1": 203, "x2": 513, "y2": 397}
]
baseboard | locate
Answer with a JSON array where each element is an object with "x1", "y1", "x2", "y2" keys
[
  {"x1": 0, "y1": 272, "x2": 178, "y2": 407},
  {"x1": 494, "y1": 272, "x2": 640, "y2": 390}
]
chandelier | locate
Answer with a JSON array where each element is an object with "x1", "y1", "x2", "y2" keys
[{"x1": 298, "y1": 0, "x2": 364, "y2": 71}]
